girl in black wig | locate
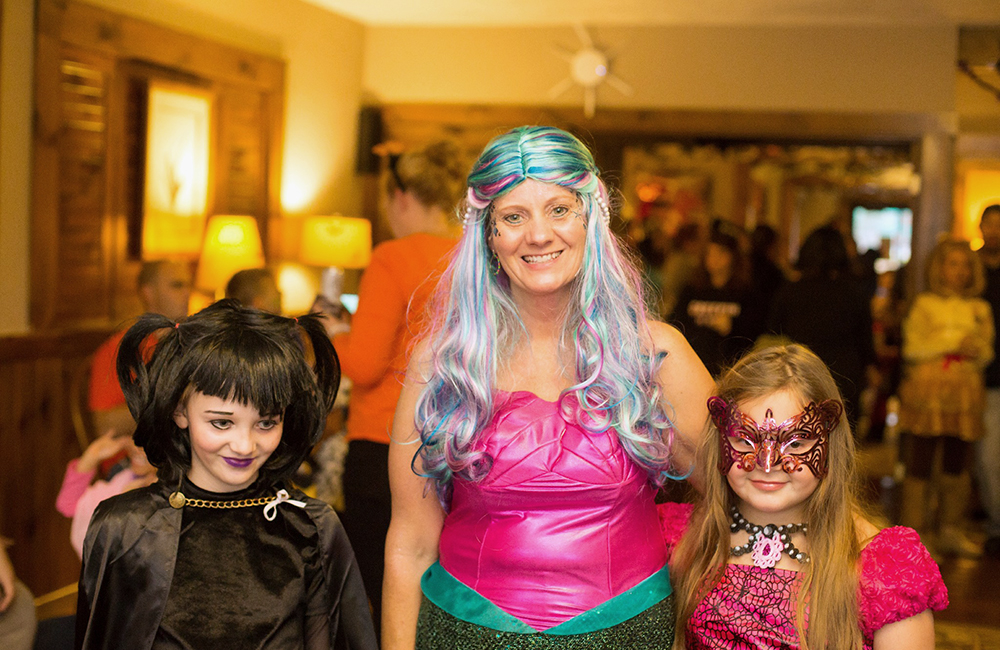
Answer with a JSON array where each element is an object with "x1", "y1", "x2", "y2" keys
[{"x1": 76, "y1": 300, "x2": 378, "y2": 650}]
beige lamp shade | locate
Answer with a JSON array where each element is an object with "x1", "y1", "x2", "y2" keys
[
  {"x1": 195, "y1": 215, "x2": 265, "y2": 293},
  {"x1": 300, "y1": 216, "x2": 372, "y2": 269}
]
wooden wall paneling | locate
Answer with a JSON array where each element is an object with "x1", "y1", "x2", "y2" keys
[
  {"x1": 264, "y1": 82, "x2": 285, "y2": 261},
  {"x1": 33, "y1": 0, "x2": 287, "y2": 329},
  {"x1": 31, "y1": 1, "x2": 68, "y2": 330},
  {"x1": 56, "y1": 48, "x2": 114, "y2": 325},
  {"x1": 106, "y1": 63, "x2": 146, "y2": 321},
  {"x1": 215, "y1": 84, "x2": 267, "y2": 235},
  {"x1": 55, "y1": 1, "x2": 283, "y2": 94},
  {"x1": 0, "y1": 330, "x2": 112, "y2": 596}
]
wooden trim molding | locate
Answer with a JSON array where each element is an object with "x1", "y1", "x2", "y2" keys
[{"x1": 0, "y1": 328, "x2": 116, "y2": 596}]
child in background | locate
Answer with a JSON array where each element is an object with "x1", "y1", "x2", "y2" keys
[
  {"x1": 76, "y1": 300, "x2": 377, "y2": 650},
  {"x1": 898, "y1": 239, "x2": 993, "y2": 557},
  {"x1": 56, "y1": 429, "x2": 156, "y2": 558},
  {"x1": 670, "y1": 344, "x2": 946, "y2": 649}
]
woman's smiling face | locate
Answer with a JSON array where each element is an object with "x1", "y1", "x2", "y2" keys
[{"x1": 489, "y1": 179, "x2": 587, "y2": 302}]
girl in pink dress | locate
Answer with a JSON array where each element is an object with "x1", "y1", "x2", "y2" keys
[{"x1": 670, "y1": 344, "x2": 947, "y2": 649}]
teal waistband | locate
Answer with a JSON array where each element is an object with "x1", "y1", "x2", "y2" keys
[{"x1": 419, "y1": 562, "x2": 673, "y2": 635}]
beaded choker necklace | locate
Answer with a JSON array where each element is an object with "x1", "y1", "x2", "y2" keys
[{"x1": 729, "y1": 505, "x2": 809, "y2": 569}]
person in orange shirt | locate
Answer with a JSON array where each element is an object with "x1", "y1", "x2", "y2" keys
[
  {"x1": 88, "y1": 260, "x2": 192, "y2": 438},
  {"x1": 322, "y1": 140, "x2": 465, "y2": 637}
]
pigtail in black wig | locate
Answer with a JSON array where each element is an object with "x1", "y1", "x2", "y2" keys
[
  {"x1": 292, "y1": 312, "x2": 341, "y2": 436},
  {"x1": 116, "y1": 312, "x2": 178, "y2": 473}
]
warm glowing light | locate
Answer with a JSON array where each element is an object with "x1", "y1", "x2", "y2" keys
[
  {"x1": 218, "y1": 224, "x2": 247, "y2": 246},
  {"x1": 195, "y1": 215, "x2": 265, "y2": 293},
  {"x1": 142, "y1": 82, "x2": 212, "y2": 258},
  {"x1": 636, "y1": 182, "x2": 664, "y2": 203},
  {"x1": 961, "y1": 169, "x2": 1000, "y2": 242},
  {"x1": 280, "y1": 142, "x2": 329, "y2": 213},
  {"x1": 300, "y1": 216, "x2": 372, "y2": 269},
  {"x1": 276, "y1": 263, "x2": 319, "y2": 315},
  {"x1": 281, "y1": 173, "x2": 317, "y2": 213}
]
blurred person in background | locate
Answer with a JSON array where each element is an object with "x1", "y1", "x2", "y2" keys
[
  {"x1": 748, "y1": 224, "x2": 787, "y2": 315},
  {"x1": 225, "y1": 268, "x2": 282, "y2": 314},
  {"x1": 659, "y1": 222, "x2": 703, "y2": 319},
  {"x1": 766, "y1": 225, "x2": 875, "y2": 428},
  {"x1": 89, "y1": 260, "x2": 192, "y2": 438},
  {"x1": 671, "y1": 228, "x2": 763, "y2": 377},
  {"x1": 898, "y1": 239, "x2": 993, "y2": 558},
  {"x1": 977, "y1": 203, "x2": 1000, "y2": 555},
  {"x1": 0, "y1": 537, "x2": 35, "y2": 650},
  {"x1": 320, "y1": 140, "x2": 465, "y2": 638}
]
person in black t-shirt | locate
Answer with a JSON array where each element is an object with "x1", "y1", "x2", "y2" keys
[{"x1": 977, "y1": 204, "x2": 1000, "y2": 555}]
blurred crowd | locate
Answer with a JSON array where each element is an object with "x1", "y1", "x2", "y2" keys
[{"x1": 635, "y1": 205, "x2": 1000, "y2": 560}]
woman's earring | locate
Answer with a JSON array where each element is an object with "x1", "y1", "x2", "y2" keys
[{"x1": 490, "y1": 250, "x2": 501, "y2": 276}]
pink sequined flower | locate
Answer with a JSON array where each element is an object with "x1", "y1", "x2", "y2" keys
[{"x1": 751, "y1": 531, "x2": 784, "y2": 569}]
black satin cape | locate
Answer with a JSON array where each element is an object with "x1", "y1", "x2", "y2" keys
[{"x1": 75, "y1": 480, "x2": 378, "y2": 650}]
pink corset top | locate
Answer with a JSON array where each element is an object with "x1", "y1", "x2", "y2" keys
[{"x1": 438, "y1": 390, "x2": 667, "y2": 631}]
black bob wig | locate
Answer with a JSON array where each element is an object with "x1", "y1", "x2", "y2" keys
[{"x1": 116, "y1": 299, "x2": 341, "y2": 486}]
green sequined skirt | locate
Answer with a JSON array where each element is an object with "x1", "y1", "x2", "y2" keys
[{"x1": 415, "y1": 593, "x2": 676, "y2": 650}]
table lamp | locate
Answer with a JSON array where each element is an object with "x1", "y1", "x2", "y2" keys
[
  {"x1": 300, "y1": 215, "x2": 372, "y2": 308},
  {"x1": 195, "y1": 215, "x2": 266, "y2": 298}
]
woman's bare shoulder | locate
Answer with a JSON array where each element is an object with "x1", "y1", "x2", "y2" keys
[{"x1": 646, "y1": 320, "x2": 687, "y2": 352}]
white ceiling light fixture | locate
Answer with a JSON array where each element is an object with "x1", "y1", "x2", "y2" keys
[{"x1": 548, "y1": 24, "x2": 633, "y2": 119}]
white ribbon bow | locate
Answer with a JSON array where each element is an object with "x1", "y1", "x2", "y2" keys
[{"x1": 263, "y1": 488, "x2": 308, "y2": 521}]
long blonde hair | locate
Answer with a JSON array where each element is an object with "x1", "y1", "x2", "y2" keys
[
  {"x1": 672, "y1": 344, "x2": 876, "y2": 649},
  {"x1": 925, "y1": 238, "x2": 984, "y2": 298}
]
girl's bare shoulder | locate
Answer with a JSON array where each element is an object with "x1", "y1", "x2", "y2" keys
[{"x1": 855, "y1": 513, "x2": 882, "y2": 548}]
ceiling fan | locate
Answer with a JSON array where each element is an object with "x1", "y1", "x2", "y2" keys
[{"x1": 548, "y1": 24, "x2": 633, "y2": 119}]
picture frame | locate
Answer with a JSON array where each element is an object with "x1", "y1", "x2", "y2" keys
[{"x1": 141, "y1": 80, "x2": 214, "y2": 258}]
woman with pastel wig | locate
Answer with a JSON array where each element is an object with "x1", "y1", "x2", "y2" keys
[{"x1": 382, "y1": 126, "x2": 714, "y2": 649}]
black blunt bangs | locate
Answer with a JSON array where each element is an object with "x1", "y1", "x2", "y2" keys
[{"x1": 120, "y1": 300, "x2": 339, "y2": 486}]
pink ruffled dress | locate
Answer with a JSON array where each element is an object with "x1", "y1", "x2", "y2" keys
[
  {"x1": 677, "y1": 526, "x2": 948, "y2": 649},
  {"x1": 437, "y1": 390, "x2": 668, "y2": 631}
]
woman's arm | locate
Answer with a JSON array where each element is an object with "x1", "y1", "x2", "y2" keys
[
  {"x1": 872, "y1": 609, "x2": 934, "y2": 650},
  {"x1": 381, "y1": 346, "x2": 446, "y2": 650},
  {"x1": 649, "y1": 321, "x2": 714, "y2": 491}
]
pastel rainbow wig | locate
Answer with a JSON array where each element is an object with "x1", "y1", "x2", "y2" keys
[{"x1": 414, "y1": 126, "x2": 679, "y2": 505}]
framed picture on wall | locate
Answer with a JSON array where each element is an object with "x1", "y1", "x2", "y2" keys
[{"x1": 141, "y1": 80, "x2": 214, "y2": 259}]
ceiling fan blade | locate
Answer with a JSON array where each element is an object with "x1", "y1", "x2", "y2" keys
[
  {"x1": 548, "y1": 76, "x2": 576, "y2": 99},
  {"x1": 584, "y1": 87, "x2": 596, "y2": 119},
  {"x1": 551, "y1": 44, "x2": 575, "y2": 62},
  {"x1": 573, "y1": 23, "x2": 594, "y2": 48},
  {"x1": 605, "y1": 74, "x2": 634, "y2": 96}
]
